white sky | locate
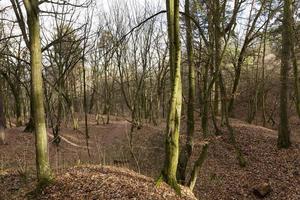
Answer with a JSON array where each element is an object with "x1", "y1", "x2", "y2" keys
[
  {"x1": 0, "y1": 0, "x2": 166, "y2": 31},
  {"x1": 0, "y1": 0, "x2": 275, "y2": 49}
]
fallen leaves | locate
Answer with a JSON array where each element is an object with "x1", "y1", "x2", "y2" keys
[
  {"x1": 39, "y1": 165, "x2": 197, "y2": 200},
  {"x1": 1, "y1": 117, "x2": 300, "y2": 199}
]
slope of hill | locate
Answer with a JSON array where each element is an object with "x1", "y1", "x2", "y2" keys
[
  {"x1": 39, "y1": 165, "x2": 196, "y2": 200},
  {"x1": 0, "y1": 117, "x2": 299, "y2": 199}
]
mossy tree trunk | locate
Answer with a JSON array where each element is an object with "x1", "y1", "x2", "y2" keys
[
  {"x1": 24, "y1": 0, "x2": 52, "y2": 183},
  {"x1": 188, "y1": 143, "x2": 208, "y2": 190},
  {"x1": 160, "y1": 0, "x2": 182, "y2": 193},
  {"x1": 278, "y1": 0, "x2": 292, "y2": 148},
  {"x1": 177, "y1": 0, "x2": 194, "y2": 184}
]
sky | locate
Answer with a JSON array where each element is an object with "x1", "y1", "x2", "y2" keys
[
  {"x1": 0, "y1": 0, "x2": 167, "y2": 40},
  {"x1": 0, "y1": 0, "x2": 274, "y2": 49},
  {"x1": 0, "y1": 0, "x2": 169, "y2": 58},
  {"x1": 0, "y1": 0, "x2": 167, "y2": 30}
]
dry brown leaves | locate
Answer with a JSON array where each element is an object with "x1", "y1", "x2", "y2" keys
[
  {"x1": 193, "y1": 120, "x2": 300, "y2": 200},
  {"x1": 1, "y1": 116, "x2": 300, "y2": 200},
  {"x1": 40, "y1": 165, "x2": 197, "y2": 200}
]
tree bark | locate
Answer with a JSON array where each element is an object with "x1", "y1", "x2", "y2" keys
[
  {"x1": 188, "y1": 143, "x2": 208, "y2": 190},
  {"x1": 278, "y1": 0, "x2": 292, "y2": 148},
  {"x1": 159, "y1": 0, "x2": 182, "y2": 194},
  {"x1": 24, "y1": 0, "x2": 52, "y2": 183},
  {"x1": 291, "y1": 17, "x2": 300, "y2": 119},
  {"x1": 0, "y1": 93, "x2": 5, "y2": 145},
  {"x1": 177, "y1": 0, "x2": 194, "y2": 183}
]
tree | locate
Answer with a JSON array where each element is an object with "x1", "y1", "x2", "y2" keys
[
  {"x1": 228, "y1": 0, "x2": 268, "y2": 115},
  {"x1": 0, "y1": 90, "x2": 5, "y2": 145},
  {"x1": 291, "y1": 5, "x2": 300, "y2": 119},
  {"x1": 177, "y1": 0, "x2": 195, "y2": 183},
  {"x1": 159, "y1": 0, "x2": 182, "y2": 193},
  {"x1": 278, "y1": 0, "x2": 292, "y2": 148},
  {"x1": 0, "y1": 40, "x2": 25, "y2": 127},
  {"x1": 23, "y1": 0, "x2": 52, "y2": 183}
]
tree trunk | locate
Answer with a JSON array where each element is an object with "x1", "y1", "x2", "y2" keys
[
  {"x1": 261, "y1": 23, "x2": 268, "y2": 127},
  {"x1": 219, "y1": 71, "x2": 246, "y2": 167},
  {"x1": 228, "y1": 44, "x2": 247, "y2": 115},
  {"x1": 278, "y1": 0, "x2": 292, "y2": 148},
  {"x1": 24, "y1": 0, "x2": 52, "y2": 184},
  {"x1": 188, "y1": 143, "x2": 208, "y2": 190},
  {"x1": 159, "y1": 0, "x2": 182, "y2": 194},
  {"x1": 291, "y1": 18, "x2": 300, "y2": 119},
  {"x1": 83, "y1": 52, "x2": 90, "y2": 157},
  {"x1": 24, "y1": 91, "x2": 35, "y2": 132},
  {"x1": 15, "y1": 90, "x2": 23, "y2": 127},
  {"x1": 177, "y1": 0, "x2": 194, "y2": 183},
  {"x1": 0, "y1": 93, "x2": 5, "y2": 145},
  {"x1": 213, "y1": 1, "x2": 222, "y2": 117}
]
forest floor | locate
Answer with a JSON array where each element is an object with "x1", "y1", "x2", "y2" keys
[{"x1": 0, "y1": 115, "x2": 299, "y2": 199}]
